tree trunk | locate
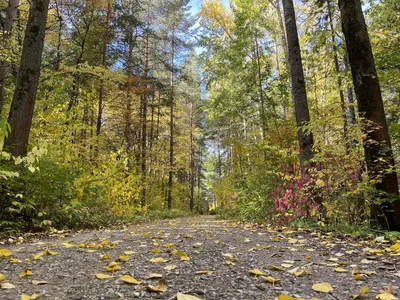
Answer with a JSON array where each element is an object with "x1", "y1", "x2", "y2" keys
[
  {"x1": 0, "y1": 0, "x2": 20, "y2": 115},
  {"x1": 339, "y1": 0, "x2": 400, "y2": 230},
  {"x1": 282, "y1": 0, "x2": 314, "y2": 175},
  {"x1": 167, "y1": 27, "x2": 175, "y2": 210},
  {"x1": 5, "y1": 0, "x2": 50, "y2": 156},
  {"x1": 189, "y1": 103, "x2": 195, "y2": 211}
]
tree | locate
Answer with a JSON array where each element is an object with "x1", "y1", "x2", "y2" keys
[
  {"x1": 339, "y1": 0, "x2": 400, "y2": 230},
  {"x1": 5, "y1": 0, "x2": 50, "y2": 156},
  {"x1": 282, "y1": 0, "x2": 314, "y2": 175},
  {"x1": 0, "y1": 0, "x2": 20, "y2": 115}
]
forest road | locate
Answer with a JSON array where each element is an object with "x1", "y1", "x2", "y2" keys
[{"x1": 0, "y1": 216, "x2": 399, "y2": 299}]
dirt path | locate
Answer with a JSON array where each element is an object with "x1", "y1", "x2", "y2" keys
[{"x1": 0, "y1": 216, "x2": 399, "y2": 299}]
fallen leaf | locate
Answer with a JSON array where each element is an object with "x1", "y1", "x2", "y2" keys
[
  {"x1": 123, "y1": 251, "x2": 136, "y2": 255},
  {"x1": 282, "y1": 263, "x2": 293, "y2": 268},
  {"x1": 249, "y1": 269, "x2": 267, "y2": 276},
  {"x1": 149, "y1": 257, "x2": 165, "y2": 263},
  {"x1": 334, "y1": 267, "x2": 348, "y2": 273},
  {"x1": 193, "y1": 243, "x2": 203, "y2": 248},
  {"x1": 375, "y1": 293, "x2": 398, "y2": 300},
  {"x1": 222, "y1": 253, "x2": 234, "y2": 259},
  {"x1": 32, "y1": 254, "x2": 43, "y2": 260},
  {"x1": 147, "y1": 273, "x2": 163, "y2": 279},
  {"x1": 1, "y1": 282, "x2": 16, "y2": 289},
  {"x1": 152, "y1": 248, "x2": 162, "y2": 253},
  {"x1": 118, "y1": 255, "x2": 129, "y2": 261},
  {"x1": 350, "y1": 286, "x2": 369, "y2": 299},
  {"x1": 9, "y1": 259, "x2": 22, "y2": 263},
  {"x1": 43, "y1": 249, "x2": 58, "y2": 256},
  {"x1": 21, "y1": 293, "x2": 39, "y2": 300},
  {"x1": 0, "y1": 273, "x2": 6, "y2": 282},
  {"x1": 195, "y1": 270, "x2": 213, "y2": 275},
  {"x1": 96, "y1": 273, "x2": 115, "y2": 279},
  {"x1": 312, "y1": 282, "x2": 333, "y2": 293},
  {"x1": 181, "y1": 255, "x2": 190, "y2": 261},
  {"x1": 104, "y1": 261, "x2": 121, "y2": 272},
  {"x1": 226, "y1": 260, "x2": 235, "y2": 265},
  {"x1": 262, "y1": 276, "x2": 280, "y2": 284},
  {"x1": 100, "y1": 254, "x2": 111, "y2": 260},
  {"x1": 164, "y1": 264, "x2": 177, "y2": 271},
  {"x1": 145, "y1": 278, "x2": 167, "y2": 293},
  {"x1": 19, "y1": 269, "x2": 33, "y2": 277},
  {"x1": 270, "y1": 265, "x2": 285, "y2": 271},
  {"x1": 32, "y1": 280, "x2": 49, "y2": 285},
  {"x1": 120, "y1": 275, "x2": 142, "y2": 285},
  {"x1": 177, "y1": 292, "x2": 202, "y2": 300},
  {"x1": 0, "y1": 248, "x2": 12, "y2": 257}
]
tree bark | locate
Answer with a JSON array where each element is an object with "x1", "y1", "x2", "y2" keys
[
  {"x1": 0, "y1": 0, "x2": 20, "y2": 115},
  {"x1": 167, "y1": 27, "x2": 175, "y2": 210},
  {"x1": 5, "y1": 0, "x2": 50, "y2": 156},
  {"x1": 189, "y1": 103, "x2": 195, "y2": 211},
  {"x1": 339, "y1": 0, "x2": 400, "y2": 230},
  {"x1": 282, "y1": 0, "x2": 314, "y2": 175}
]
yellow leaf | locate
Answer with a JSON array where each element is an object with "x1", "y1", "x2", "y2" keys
[
  {"x1": 43, "y1": 249, "x2": 58, "y2": 256},
  {"x1": 270, "y1": 265, "x2": 285, "y2": 271},
  {"x1": 183, "y1": 234, "x2": 192, "y2": 238},
  {"x1": 19, "y1": 269, "x2": 33, "y2": 277},
  {"x1": 147, "y1": 273, "x2": 163, "y2": 279},
  {"x1": 145, "y1": 278, "x2": 167, "y2": 293},
  {"x1": 9, "y1": 259, "x2": 22, "y2": 263},
  {"x1": 32, "y1": 280, "x2": 49, "y2": 285},
  {"x1": 181, "y1": 255, "x2": 190, "y2": 261},
  {"x1": 120, "y1": 275, "x2": 142, "y2": 285},
  {"x1": 282, "y1": 263, "x2": 293, "y2": 268},
  {"x1": 1, "y1": 282, "x2": 16, "y2": 289},
  {"x1": 176, "y1": 292, "x2": 202, "y2": 300},
  {"x1": 21, "y1": 294, "x2": 31, "y2": 300},
  {"x1": 100, "y1": 254, "x2": 111, "y2": 260},
  {"x1": 195, "y1": 270, "x2": 213, "y2": 275},
  {"x1": 316, "y1": 179, "x2": 325, "y2": 187},
  {"x1": 0, "y1": 273, "x2": 6, "y2": 282},
  {"x1": 123, "y1": 251, "x2": 136, "y2": 255},
  {"x1": 95, "y1": 273, "x2": 115, "y2": 279},
  {"x1": 276, "y1": 295, "x2": 295, "y2": 300},
  {"x1": 312, "y1": 282, "x2": 333, "y2": 293},
  {"x1": 193, "y1": 243, "x2": 203, "y2": 248},
  {"x1": 390, "y1": 243, "x2": 400, "y2": 251},
  {"x1": 375, "y1": 292, "x2": 398, "y2": 300},
  {"x1": 87, "y1": 250, "x2": 97, "y2": 253},
  {"x1": 173, "y1": 249, "x2": 188, "y2": 258},
  {"x1": 354, "y1": 274, "x2": 367, "y2": 280},
  {"x1": 0, "y1": 248, "x2": 12, "y2": 257},
  {"x1": 350, "y1": 286, "x2": 369, "y2": 299},
  {"x1": 104, "y1": 261, "x2": 121, "y2": 272},
  {"x1": 118, "y1": 255, "x2": 129, "y2": 261},
  {"x1": 152, "y1": 248, "x2": 162, "y2": 253},
  {"x1": 334, "y1": 268, "x2": 348, "y2": 273},
  {"x1": 249, "y1": 269, "x2": 267, "y2": 276},
  {"x1": 222, "y1": 253, "x2": 234, "y2": 259},
  {"x1": 149, "y1": 257, "x2": 165, "y2": 263},
  {"x1": 164, "y1": 264, "x2": 177, "y2": 271},
  {"x1": 100, "y1": 240, "x2": 109, "y2": 246},
  {"x1": 262, "y1": 276, "x2": 280, "y2": 284},
  {"x1": 226, "y1": 260, "x2": 235, "y2": 265}
]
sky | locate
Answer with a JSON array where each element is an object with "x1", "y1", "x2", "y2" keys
[{"x1": 188, "y1": 0, "x2": 230, "y2": 15}]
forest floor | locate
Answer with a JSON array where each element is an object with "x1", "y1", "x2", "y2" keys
[{"x1": 0, "y1": 216, "x2": 399, "y2": 300}]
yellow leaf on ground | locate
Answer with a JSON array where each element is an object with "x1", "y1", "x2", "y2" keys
[
  {"x1": 43, "y1": 249, "x2": 58, "y2": 256},
  {"x1": 149, "y1": 257, "x2": 165, "y2": 263},
  {"x1": 0, "y1": 273, "x2": 6, "y2": 282},
  {"x1": 152, "y1": 248, "x2": 162, "y2": 253},
  {"x1": 21, "y1": 293, "x2": 39, "y2": 300},
  {"x1": 262, "y1": 276, "x2": 280, "y2": 284},
  {"x1": 120, "y1": 275, "x2": 142, "y2": 285},
  {"x1": 118, "y1": 255, "x2": 129, "y2": 261},
  {"x1": 32, "y1": 280, "x2": 49, "y2": 285},
  {"x1": 1, "y1": 282, "x2": 16, "y2": 289},
  {"x1": 195, "y1": 270, "x2": 213, "y2": 275},
  {"x1": 19, "y1": 269, "x2": 33, "y2": 277},
  {"x1": 222, "y1": 253, "x2": 234, "y2": 259},
  {"x1": 123, "y1": 251, "x2": 136, "y2": 255},
  {"x1": 249, "y1": 269, "x2": 267, "y2": 276},
  {"x1": 276, "y1": 295, "x2": 295, "y2": 300},
  {"x1": 147, "y1": 273, "x2": 163, "y2": 279},
  {"x1": 104, "y1": 261, "x2": 121, "y2": 272},
  {"x1": 193, "y1": 243, "x2": 203, "y2": 248},
  {"x1": 0, "y1": 248, "x2": 12, "y2": 257},
  {"x1": 164, "y1": 264, "x2": 177, "y2": 271},
  {"x1": 176, "y1": 292, "x2": 202, "y2": 300},
  {"x1": 334, "y1": 267, "x2": 348, "y2": 273},
  {"x1": 312, "y1": 282, "x2": 333, "y2": 293},
  {"x1": 350, "y1": 286, "x2": 369, "y2": 299},
  {"x1": 95, "y1": 273, "x2": 115, "y2": 279},
  {"x1": 271, "y1": 265, "x2": 285, "y2": 271},
  {"x1": 100, "y1": 254, "x2": 111, "y2": 260},
  {"x1": 145, "y1": 278, "x2": 167, "y2": 293},
  {"x1": 226, "y1": 260, "x2": 235, "y2": 265},
  {"x1": 375, "y1": 292, "x2": 398, "y2": 300}
]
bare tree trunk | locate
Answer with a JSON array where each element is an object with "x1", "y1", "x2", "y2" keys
[
  {"x1": 140, "y1": 12, "x2": 150, "y2": 208},
  {"x1": 189, "y1": 103, "x2": 195, "y2": 211},
  {"x1": 97, "y1": 1, "x2": 111, "y2": 136},
  {"x1": 167, "y1": 27, "x2": 175, "y2": 210},
  {"x1": 339, "y1": 0, "x2": 400, "y2": 230},
  {"x1": 344, "y1": 54, "x2": 356, "y2": 124},
  {"x1": 5, "y1": 0, "x2": 50, "y2": 156},
  {"x1": 0, "y1": 0, "x2": 20, "y2": 115},
  {"x1": 282, "y1": 0, "x2": 314, "y2": 175}
]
